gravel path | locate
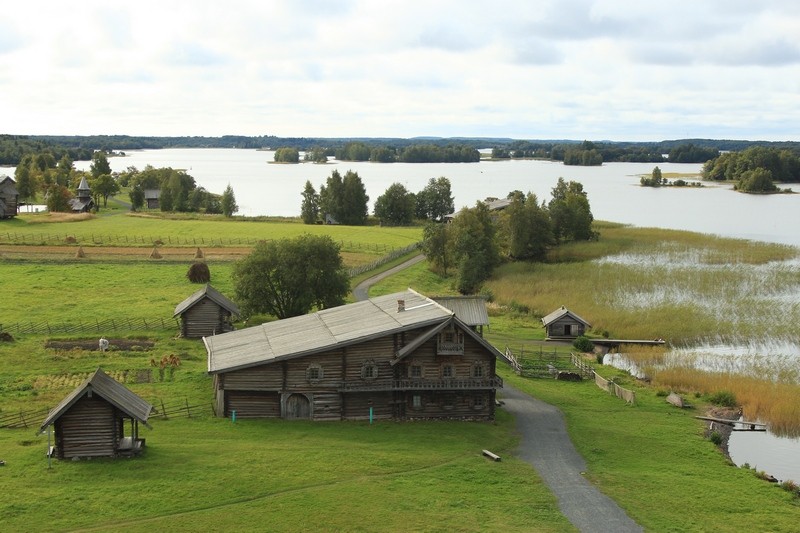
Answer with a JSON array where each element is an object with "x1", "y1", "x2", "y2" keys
[
  {"x1": 500, "y1": 385, "x2": 643, "y2": 533},
  {"x1": 351, "y1": 253, "x2": 426, "y2": 301}
]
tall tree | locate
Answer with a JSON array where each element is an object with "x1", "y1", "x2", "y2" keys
[
  {"x1": 504, "y1": 193, "x2": 553, "y2": 260},
  {"x1": 548, "y1": 178, "x2": 596, "y2": 242},
  {"x1": 319, "y1": 170, "x2": 344, "y2": 223},
  {"x1": 300, "y1": 180, "x2": 320, "y2": 224},
  {"x1": 417, "y1": 177, "x2": 454, "y2": 221},
  {"x1": 14, "y1": 154, "x2": 37, "y2": 204},
  {"x1": 46, "y1": 184, "x2": 72, "y2": 213},
  {"x1": 221, "y1": 184, "x2": 238, "y2": 217},
  {"x1": 56, "y1": 154, "x2": 74, "y2": 186},
  {"x1": 90, "y1": 151, "x2": 112, "y2": 178},
  {"x1": 233, "y1": 234, "x2": 349, "y2": 319},
  {"x1": 339, "y1": 170, "x2": 369, "y2": 225},
  {"x1": 374, "y1": 182, "x2": 415, "y2": 225},
  {"x1": 422, "y1": 222, "x2": 451, "y2": 275},
  {"x1": 129, "y1": 184, "x2": 145, "y2": 212},
  {"x1": 448, "y1": 203, "x2": 500, "y2": 294},
  {"x1": 93, "y1": 174, "x2": 119, "y2": 207}
]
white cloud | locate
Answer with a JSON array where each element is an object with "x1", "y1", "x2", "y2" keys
[{"x1": 0, "y1": 0, "x2": 798, "y2": 140}]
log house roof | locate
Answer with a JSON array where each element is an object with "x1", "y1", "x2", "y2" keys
[
  {"x1": 432, "y1": 296, "x2": 489, "y2": 326},
  {"x1": 205, "y1": 289, "x2": 460, "y2": 374},
  {"x1": 541, "y1": 306, "x2": 592, "y2": 328},
  {"x1": 174, "y1": 284, "x2": 240, "y2": 318},
  {"x1": 39, "y1": 368, "x2": 154, "y2": 433}
]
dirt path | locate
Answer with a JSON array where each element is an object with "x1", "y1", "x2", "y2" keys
[
  {"x1": 351, "y1": 253, "x2": 426, "y2": 301},
  {"x1": 500, "y1": 385, "x2": 643, "y2": 533}
]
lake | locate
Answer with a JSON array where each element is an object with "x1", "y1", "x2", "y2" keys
[{"x1": 68, "y1": 148, "x2": 800, "y2": 247}]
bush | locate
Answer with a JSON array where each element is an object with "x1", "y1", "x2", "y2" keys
[
  {"x1": 573, "y1": 335, "x2": 594, "y2": 353},
  {"x1": 187, "y1": 262, "x2": 211, "y2": 283},
  {"x1": 708, "y1": 390, "x2": 738, "y2": 408},
  {"x1": 709, "y1": 431, "x2": 722, "y2": 446}
]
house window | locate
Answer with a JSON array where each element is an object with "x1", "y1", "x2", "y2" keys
[
  {"x1": 306, "y1": 363, "x2": 323, "y2": 382},
  {"x1": 412, "y1": 394, "x2": 422, "y2": 409},
  {"x1": 472, "y1": 363, "x2": 485, "y2": 379},
  {"x1": 473, "y1": 395, "x2": 486, "y2": 410},
  {"x1": 410, "y1": 365, "x2": 422, "y2": 379},
  {"x1": 361, "y1": 360, "x2": 378, "y2": 380},
  {"x1": 441, "y1": 364, "x2": 454, "y2": 379}
]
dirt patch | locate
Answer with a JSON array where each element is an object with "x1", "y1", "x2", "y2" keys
[{"x1": 45, "y1": 338, "x2": 155, "y2": 351}]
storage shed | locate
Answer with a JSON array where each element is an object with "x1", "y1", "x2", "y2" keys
[
  {"x1": 0, "y1": 176, "x2": 18, "y2": 219},
  {"x1": 39, "y1": 369, "x2": 153, "y2": 459},
  {"x1": 541, "y1": 306, "x2": 591, "y2": 340},
  {"x1": 174, "y1": 284, "x2": 240, "y2": 338}
]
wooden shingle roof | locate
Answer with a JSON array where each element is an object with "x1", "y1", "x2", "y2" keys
[
  {"x1": 432, "y1": 296, "x2": 489, "y2": 326},
  {"x1": 39, "y1": 368, "x2": 154, "y2": 433},
  {"x1": 541, "y1": 306, "x2": 591, "y2": 327},
  {"x1": 205, "y1": 289, "x2": 456, "y2": 374},
  {"x1": 173, "y1": 284, "x2": 240, "y2": 318}
]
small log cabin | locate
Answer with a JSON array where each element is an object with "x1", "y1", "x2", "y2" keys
[
  {"x1": 174, "y1": 284, "x2": 240, "y2": 338},
  {"x1": 204, "y1": 289, "x2": 514, "y2": 421},
  {"x1": 0, "y1": 176, "x2": 19, "y2": 219},
  {"x1": 39, "y1": 369, "x2": 153, "y2": 459},
  {"x1": 541, "y1": 306, "x2": 591, "y2": 340}
]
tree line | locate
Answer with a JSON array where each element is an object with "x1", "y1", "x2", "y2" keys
[
  {"x1": 702, "y1": 146, "x2": 800, "y2": 193},
  {"x1": 423, "y1": 178, "x2": 596, "y2": 294},
  {"x1": 300, "y1": 172, "x2": 454, "y2": 226},
  {"x1": 493, "y1": 141, "x2": 724, "y2": 165}
]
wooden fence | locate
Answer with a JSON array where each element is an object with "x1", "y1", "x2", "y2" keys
[
  {"x1": 151, "y1": 398, "x2": 207, "y2": 420},
  {"x1": 505, "y1": 346, "x2": 590, "y2": 379},
  {"x1": 346, "y1": 242, "x2": 420, "y2": 277},
  {"x1": 594, "y1": 372, "x2": 636, "y2": 404},
  {"x1": 0, "y1": 230, "x2": 409, "y2": 253},
  {"x1": 0, "y1": 407, "x2": 49, "y2": 429},
  {"x1": 0, "y1": 317, "x2": 175, "y2": 336}
]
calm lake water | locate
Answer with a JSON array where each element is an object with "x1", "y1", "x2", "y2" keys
[
  {"x1": 20, "y1": 148, "x2": 800, "y2": 482},
  {"x1": 66, "y1": 148, "x2": 800, "y2": 247}
]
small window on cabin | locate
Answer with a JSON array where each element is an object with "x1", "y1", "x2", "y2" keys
[
  {"x1": 441, "y1": 364, "x2": 454, "y2": 379},
  {"x1": 412, "y1": 394, "x2": 422, "y2": 409},
  {"x1": 410, "y1": 365, "x2": 422, "y2": 378},
  {"x1": 361, "y1": 360, "x2": 378, "y2": 380},
  {"x1": 472, "y1": 363, "x2": 485, "y2": 379},
  {"x1": 306, "y1": 364, "x2": 323, "y2": 382},
  {"x1": 473, "y1": 395, "x2": 486, "y2": 410}
]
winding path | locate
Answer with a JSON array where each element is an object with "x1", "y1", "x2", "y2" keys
[{"x1": 354, "y1": 254, "x2": 643, "y2": 532}]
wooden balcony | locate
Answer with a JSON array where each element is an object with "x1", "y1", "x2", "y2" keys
[{"x1": 340, "y1": 376, "x2": 502, "y2": 392}]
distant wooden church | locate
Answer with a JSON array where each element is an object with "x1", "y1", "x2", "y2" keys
[
  {"x1": 39, "y1": 369, "x2": 153, "y2": 459},
  {"x1": 174, "y1": 284, "x2": 240, "y2": 338},
  {"x1": 69, "y1": 177, "x2": 95, "y2": 213},
  {"x1": 0, "y1": 176, "x2": 18, "y2": 218}
]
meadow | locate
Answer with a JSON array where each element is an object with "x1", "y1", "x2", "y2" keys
[{"x1": 2, "y1": 214, "x2": 800, "y2": 531}]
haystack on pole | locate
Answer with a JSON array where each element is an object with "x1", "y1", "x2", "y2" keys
[
  {"x1": 149, "y1": 246, "x2": 162, "y2": 259},
  {"x1": 75, "y1": 246, "x2": 86, "y2": 258},
  {"x1": 194, "y1": 247, "x2": 204, "y2": 259}
]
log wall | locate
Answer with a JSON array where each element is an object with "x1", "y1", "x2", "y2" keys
[
  {"x1": 182, "y1": 299, "x2": 231, "y2": 338},
  {"x1": 226, "y1": 391, "x2": 280, "y2": 418},
  {"x1": 56, "y1": 395, "x2": 119, "y2": 458}
]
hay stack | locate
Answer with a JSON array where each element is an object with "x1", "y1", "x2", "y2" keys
[
  {"x1": 194, "y1": 247, "x2": 204, "y2": 259},
  {"x1": 75, "y1": 246, "x2": 86, "y2": 258},
  {"x1": 149, "y1": 246, "x2": 162, "y2": 259}
]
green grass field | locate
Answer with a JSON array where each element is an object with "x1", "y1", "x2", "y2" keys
[{"x1": 2, "y1": 217, "x2": 800, "y2": 531}]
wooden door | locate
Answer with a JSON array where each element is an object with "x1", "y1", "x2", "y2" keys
[{"x1": 285, "y1": 394, "x2": 311, "y2": 419}]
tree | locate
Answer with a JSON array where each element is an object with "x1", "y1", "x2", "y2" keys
[
  {"x1": 640, "y1": 166, "x2": 665, "y2": 187},
  {"x1": 221, "y1": 184, "x2": 238, "y2": 217},
  {"x1": 448, "y1": 203, "x2": 500, "y2": 294},
  {"x1": 319, "y1": 170, "x2": 344, "y2": 222},
  {"x1": 735, "y1": 168, "x2": 778, "y2": 193},
  {"x1": 340, "y1": 170, "x2": 369, "y2": 225},
  {"x1": 549, "y1": 178, "x2": 596, "y2": 242},
  {"x1": 274, "y1": 147, "x2": 300, "y2": 163},
  {"x1": 417, "y1": 176, "x2": 455, "y2": 221},
  {"x1": 90, "y1": 151, "x2": 112, "y2": 178},
  {"x1": 93, "y1": 174, "x2": 119, "y2": 207},
  {"x1": 422, "y1": 222, "x2": 451, "y2": 275},
  {"x1": 129, "y1": 184, "x2": 145, "y2": 212},
  {"x1": 300, "y1": 180, "x2": 319, "y2": 224},
  {"x1": 304, "y1": 147, "x2": 328, "y2": 163},
  {"x1": 374, "y1": 182, "x2": 415, "y2": 225},
  {"x1": 504, "y1": 193, "x2": 553, "y2": 261},
  {"x1": 56, "y1": 155, "x2": 74, "y2": 186},
  {"x1": 46, "y1": 184, "x2": 72, "y2": 212},
  {"x1": 14, "y1": 154, "x2": 38, "y2": 204},
  {"x1": 233, "y1": 234, "x2": 349, "y2": 319}
]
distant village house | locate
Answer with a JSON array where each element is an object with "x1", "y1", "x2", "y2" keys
[
  {"x1": 144, "y1": 189, "x2": 160, "y2": 210},
  {"x1": 174, "y1": 284, "x2": 240, "y2": 339},
  {"x1": 0, "y1": 176, "x2": 19, "y2": 219},
  {"x1": 541, "y1": 306, "x2": 591, "y2": 340}
]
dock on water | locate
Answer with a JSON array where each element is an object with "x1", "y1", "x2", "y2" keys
[{"x1": 695, "y1": 415, "x2": 767, "y2": 431}]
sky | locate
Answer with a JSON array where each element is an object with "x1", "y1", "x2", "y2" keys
[{"x1": 1, "y1": 0, "x2": 799, "y2": 141}]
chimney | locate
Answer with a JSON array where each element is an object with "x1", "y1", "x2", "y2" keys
[{"x1": 397, "y1": 299, "x2": 405, "y2": 312}]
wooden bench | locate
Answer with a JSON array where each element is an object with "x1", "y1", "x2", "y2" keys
[{"x1": 482, "y1": 449, "x2": 501, "y2": 462}]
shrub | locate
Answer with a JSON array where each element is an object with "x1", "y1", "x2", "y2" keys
[
  {"x1": 779, "y1": 480, "x2": 800, "y2": 497},
  {"x1": 708, "y1": 390, "x2": 738, "y2": 408},
  {"x1": 187, "y1": 262, "x2": 211, "y2": 283},
  {"x1": 573, "y1": 335, "x2": 594, "y2": 353},
  {"x1": 709, "y1": 431, "x2": 722, "y2": 446}
]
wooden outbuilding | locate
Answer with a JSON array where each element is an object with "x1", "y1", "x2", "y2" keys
[
  {"x1": 39, "y1": 369, "x2": 153, "y2": 459},
  {"x1": 144, "y1": 189, "x2": 161, "y2": 209},
  {"x1": 174, "y1": 284, "x2": 240, "y2": 338},
  {"x1": 69, "y1": 176, "x2": 95, "y2": 213},
  {"x1": 204, "y1": 289, "x2": 514, "y2": 421},
  {"x1": 541, "y1": 306, "x2": 591, "y2": 340},
  {"x1": 0, "y1": 176, "x2": 19, "y2": 219}
]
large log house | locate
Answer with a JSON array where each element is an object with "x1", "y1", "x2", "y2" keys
[{"x1": 204, "y1": 289, "x2": 513, "y2": 421}]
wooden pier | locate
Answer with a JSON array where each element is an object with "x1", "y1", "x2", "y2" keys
[{"x1": 695, "y1": 415, "x2": 767, "y2": 431}]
